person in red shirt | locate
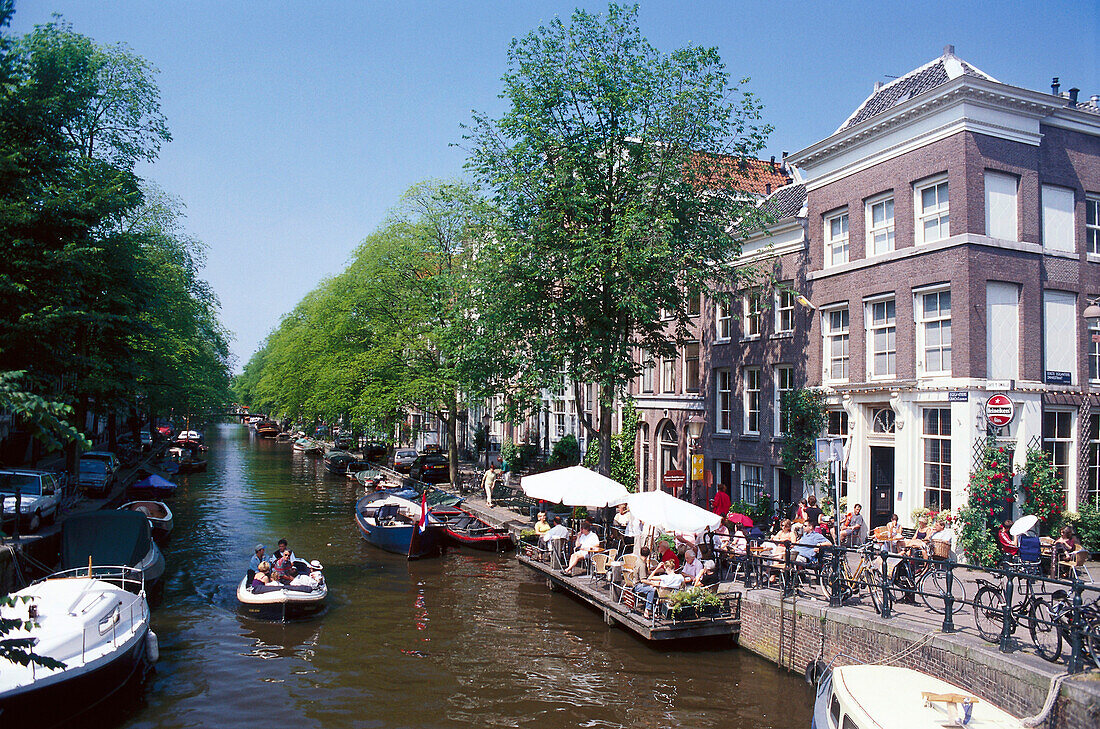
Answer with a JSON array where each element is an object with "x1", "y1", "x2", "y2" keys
[{"x1": 996, "y1": 519, "x2": 1018, "y2": 559}]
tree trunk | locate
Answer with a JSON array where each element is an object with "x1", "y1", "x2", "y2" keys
[
  {"x1": 107, "y1": 409, "x2": 117, "y2": 452},
  {"x1": 597, "y1": 383, "x2": 613, "y2": 477},
  {"x1": 445, "y1": 391, "x2": 460, "y2": 487}
]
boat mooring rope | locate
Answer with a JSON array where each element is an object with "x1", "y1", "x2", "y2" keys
[
  {"x1": 1020, "y1": 672, "x2": 1068, "y2": 728},
  {"x1": 869, "y1": 630, "x2": 938, "y2": 665}
]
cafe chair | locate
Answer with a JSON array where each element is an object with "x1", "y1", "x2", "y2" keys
[
  {"x1": 1057, "y1": 548, "x2": 1093, "y2": 582},
  {"x1": 589, "y1": 551, "x2": 611, "y2": 584}
]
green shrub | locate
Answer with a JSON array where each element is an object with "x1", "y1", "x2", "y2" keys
[
  {"x1": 956, "y1": 503, "x2": 1001, "y2": 567},
  {"x1": 1061, "y1": 504, "x2": 1100, "y2": 552},
  {"x1": 667, "y1": 586, "x2": 721, "y2": 616},
  {"x1": 548, "y1": 434, "x2": 580, "y2": 467},
  {"x1": 1019, "y1": 447, "x2": 1063, "y2": 534}
]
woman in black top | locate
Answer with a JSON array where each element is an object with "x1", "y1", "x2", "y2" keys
[{"x1": 804, "y1": 495, "x2": 823, "y2": 528}]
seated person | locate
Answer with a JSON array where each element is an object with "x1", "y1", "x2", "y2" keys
[
  {"x1": 542, "y1": 516, "x2": 570, "y2": 544},
  {"x1": 249, "y1": 544, "x2": 266, "y2": 572},
  {"x1": 1051, "y1": 525, "x2": 1083, "y2": 577},
  {"x1": 271, "y1": 552, "x2": 296, "y2": 584},
  {"x1": 633, "y1": 546, "x2": 652, "y2": 583},
  {"x1": 907, "y1": 516, "x2": 931, "y2": 555},
  {"x1": 657, "y1": 541, "x2": 681, "y2": 569},
  {"x1": 729, "y1": 526, "x2": 749, "y2": 557},
  {"x1": 680, "y1": 549, "x2": 703, "y2": 581},
  {"x1": 928, "y1": 517, "x2": 954, "y2": 557},
  {"x1": 251, "y1": 561, "x2": 280, "y2": 593},
  {"x1": 772, "y1": 519, "x2": 794, "y2": 544},
  {"x1": 1017, "y1": 530, "x2": 1042, "y2": 569},
  {"x1": 632, "y1": 562, "x2": 685, "y2": 616},
  {"x1": 792, "y1": 529, "x2": 832, "y2": 565},
  {"x1": 996, "y1": 519, "x2": 1018, "y2": 560},
  {"x1": 561, "y1": 520, "x2": 601, "y2": 576},
  {"x1": 533, "y1": 511, "x2": 551, "y2": 537},
  {"x1": 838, "y1": 505, "x2": 865, "y2": 546},
  {"x1": 272, "y1": 538, "x2": 296, "y2": 564},
  {"x1": 708, "y1": 521, "x2": 731, "y2": 551},
  {"x1": 694, "y1": 560, "x2": 720, "y2": 588}
]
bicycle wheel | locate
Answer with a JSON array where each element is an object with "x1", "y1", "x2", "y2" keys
[
  {"x1": 862, "y1": 573, "x2": 884, "y2": 614},
  {"x1": 1085, "y1": 611, "x2": 1100, "y2": 670},
  {"x1": 973, "y1": 585, "x2": 1006, "y2": 643},
  {"x1": 819, "y1": 563, "x2": 851, "y2": 602},
  {"x1": 1028, "y1": 599, "x2": 1062, "y2": 662},
  {"x1": 919, "y1": 567, "x2": 967, "y2": 616}
]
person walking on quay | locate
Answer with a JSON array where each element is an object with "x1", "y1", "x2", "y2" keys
[{"x1": 482, "y1": 464, "x2": 499, "y2": 507}]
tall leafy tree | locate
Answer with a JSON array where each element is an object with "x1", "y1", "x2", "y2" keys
[{"x1": 466, "y1": 4, "x2": 771, "y2": 474}]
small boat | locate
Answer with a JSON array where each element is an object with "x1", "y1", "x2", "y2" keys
[
  {"x1": 131, "y1": 473, "x2": 177, "y2": 496},
  {"x1": 119, "y1": 500, "x2": 174, "y2": 542},
  {"x1": 62, "y1": 511, "x2": 166, "y2": 587},
  {"x1": 255, "y1": 420, "x2": 280, "y2": 438},
  {"x1": 345, "y1": 461, "x2": 373, "y2": 479},
  {"x1": 236, "y1": 558, "x2": 328, "y2": 621},
  {"x1": 167, "y1": 445, "x2": 207, "y2": 473},
  {"x1": 323, "y1": 450, "x2": 356, "y2": 474},
  {"x1": 353, "y1": 491, "x2": 443, "y2": 559},
  {"x1": 431, "y1": 507, "x2": 515, "y2": 552},
  {"x1": 303, "y1": 441, "x2": 325, "y2": 456},
  {"x1": 0, "y1": 566, "x2": 157, "y2": 725},
  {"x1": 275, "y1": 432, "x2": 294, "y2": 442},
  {"x1": 292, "y1": 437, "x2": 311, "y2": 452},
  {"x1": 813, "y1": 664, "x2": 1023, "y2": 729},
  {"x1": 175, "y1": 429, "x2": 203, "y2": 447}
]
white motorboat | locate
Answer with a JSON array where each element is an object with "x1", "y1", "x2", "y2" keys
[
  {"x1": 118, "y1": 500, "x2": 174, "y2": 542},
  {"x1": 813, "y1": 664, "x2": 1022, "y2": 729},
  {"x1": 63, "y1": 511, "x2": 166, "y2": 588},
  {"x1": 0, "y1": 566, "x2": 157, "y2": 725},
  {"x1": 236, "y1": 558, "x2": 328, "y2": 621}
]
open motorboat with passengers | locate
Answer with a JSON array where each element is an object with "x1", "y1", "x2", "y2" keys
[
  {"x1": 236, "y1": 558, "x2": 328, "y2": 621},
  {"x1": 0, "y1": 565, "x2": 157, "y2": 725},
  {"x1": 354, "y1": 490, "x2": 443, "y2": 559},
  {"x1": 813, "y1": 664, "x2": 1022, "y2": 729}
]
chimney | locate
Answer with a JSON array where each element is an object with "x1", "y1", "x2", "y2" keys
[
  {"x1": 781, "y1": 151, "x2": 789, "y2": 160},
  {"x1": 1068, "y1": 88, "x2": 1080, "y2": 106},
  {"x1": 943, "y1": 44, "x2": 955, "y2": 56},
  {"x1": 1092, "y1": 95, "x2": 1099, "y2": 109},
  {"x1": 874, "y1": 81, "x2": 883, "y2": 92},
  {"x1": 765, "y1": 183, "x2": 772, "y2": 195},
  {"x1": 1051, "y1": 77, "x2": 1060, "y2": 96},
  {"x1": 769, "y1": 155, "x2": 776, "y2": 170}
]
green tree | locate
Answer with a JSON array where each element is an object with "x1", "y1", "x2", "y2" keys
[
  {"x1": 779, "y1": 388, "x2": 827, "y2": 489},
  {"x1": 467, "y1": 4, "x2": 771, "y2": 475}
]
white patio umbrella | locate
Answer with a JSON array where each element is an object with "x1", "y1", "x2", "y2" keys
[
  {"x1": 1010, "y1": 514, "x2": 1039, "y2": 537},
  {"x1": 626, "y1": 490, "x2": 722, "y2": 534},
  {"x1": 520, "y1": 466, "x2": 629, "y2": 508}
]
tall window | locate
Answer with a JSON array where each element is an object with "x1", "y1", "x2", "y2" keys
[
  {"x1": 775, "y1": 365, "x2": 794, "y2": 435},
  {"x1": 1042, "y1": 411, "x2": 1072, "y2": 507},
  {"x1": 661, "y1": 356, "x2": 675, "y2": 393},
  {"x1": 916, "y1": 177, "x2": 949, "y2": 244},
  {"x1": 688, "y1": 293, "x2": 701, "y2": 317},
  {"x1": 984, "y1": 171, "x2": 1018, "y2": 241},
  {"x1": 1090, "y1": 316, "x2": 1100, "y2": 383},
  {"x1": 659, "y1": 422, "x2": 678, "y2": 481},
  {"x1": 716, "y1": 369, "x2": 732, "y2": 433},
  {"x1": 743, "y1": 290, "x2": 762, "y2": 338},
  {"x1": 827, "y1": 410, "x2": 850, "y2": 497},
  {"x1": 683, "y1": 342, "x2": 700, "y2": 393},
  {"x1": 1088, "y1": 197, "x2": 1100, "y2": 255},
  {"x1": 987, "y1": 282, "x2": 1019, "y2": 381},
  {"x1": 716, "y1": 460, "x2": 733, "y2": 498},
  {"x1": 923, "y1": 408, "x2": 952, "y2": 511},
  {"x1": 868, "y1": 298, "x2": 896, "y2": 378},
  {"x1": 866, "y1": 195, "x2": 895, "y2": 255},
  {"x1": 1043, "y1": 290, "x2": 1077, "y2": 385},
  {"x1": 775, "y1": 288, "x2": 795, "y2": 333},
  {"x1": 641, "y1": 354, "x2": 655, "y2": 393},
  {"x1": 918, "y1": 289, "x2": 951, "y2": 376},
  {"x1": 716, "y1": 302, "x2": 732, "y2": 341},
  {"x1": 824, "y1": 307, "x2": 850, "y2": 382},
  {"x1": 1089, "y1": 413, "x2": 1100, "y2": 508},
  {"x1": 826, "y1": 209, "x2": 849, "y2": 266},
  {"x1": 1042, "y1": 185, "x2": 1075, "y2": 253},
  {"x1": 744, "y1": 367, "x2": 761, "y2": 434},
  {"x1": 740, "y1": 464, "x2": 765, "y2": 505}
]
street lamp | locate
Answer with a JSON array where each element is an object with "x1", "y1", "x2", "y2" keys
[{"x1": 686, "y1": 414, "x2": 704, "y2": 505}]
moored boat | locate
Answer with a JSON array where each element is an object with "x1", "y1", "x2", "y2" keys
[
  {"x1": 131, "y1": 473, "x2": 178, "y2": 496},
  {"x1": 62, "y1": 511, "x2": 166, "y2": 588},
  {"x1": 255, "y1": 420, "x2": 280, "y2": 438},
  {"x1": 0, "y1": 566, "x2": 156, "y2": 725},
  {"x1": 323, "y1": 449, "x2": 356, "y2": 474},
  {"x1": 430, "y1": 507, "x2": 515, "y2": 552},
  {"x1": 353, "y1": 491, "x2": 443, "y2": 559},
  {"x1": 167, "y1": 444, "x2": 207, "y2": 473},
  {"x1": 175, "y1": 429, "x2": 203, "y2": 448},
  {"x1": 118, "y1": 500, "x2": 174, "y2": 542},
  {"x1": 813, "y1": 664, "x2": 1023, "y2": 729},
  {"x1": 236, "y1": 558, "x2": 328, "y2": 621}
]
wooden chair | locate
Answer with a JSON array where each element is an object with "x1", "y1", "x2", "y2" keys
[
  {"x1": 620, "y1": 554, "x2": 639, "y2": 587},
  {"x1": 590, "y1": 552, "x2": 610, "y2": 584},
  {"x1": 1057, "y1": 548, "x2": 1093, "y2": 581}
]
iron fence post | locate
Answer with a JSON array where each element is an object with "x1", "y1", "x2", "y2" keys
[
  {"x1": 1068, "y1": 579, "x2": 1084, "y2": 674},
  {"x1": 941, "y1": 560, "x2": 956, "y2": 633},
  {"x1": 830, "y1": 546, "x2": 842, "y2": 607},
  {"x1": 880, "y1": 550, "x2": 892, "y2": 619},
  {"x1": 999, "y1": 570, "x2": 1014, "y2": 653},
  {"x1": 783, "y1": 542, "x2": 793, "y2": 598}
]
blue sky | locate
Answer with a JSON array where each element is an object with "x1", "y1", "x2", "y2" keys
[{"x1": 9, "y1": 1, "x2": 1097, "y2": 371}]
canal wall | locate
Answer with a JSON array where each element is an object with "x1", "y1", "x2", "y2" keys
[{"x1": 736, "y1": 590, "x2": 1100, "y2": 729}]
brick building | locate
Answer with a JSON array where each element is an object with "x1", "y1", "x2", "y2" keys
[{"x1": 632, "y1": 47, "x2": 1100, "y2": 528}]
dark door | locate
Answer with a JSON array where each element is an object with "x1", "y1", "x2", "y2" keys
[
  {"x1": 869, "y1": 446, "x2": 895, "y2": 529},
  {"x1": 777, "y1": 470, "x2": 793, "y2": 511}
]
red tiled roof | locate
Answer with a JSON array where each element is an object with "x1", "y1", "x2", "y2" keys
[{"x1": 687, "y1": 154, "x2": 792, "y2": 195}]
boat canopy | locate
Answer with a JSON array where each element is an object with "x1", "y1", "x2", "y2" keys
[{"x1": 62, "y1": 511, "x2": 153, "y2": 569}]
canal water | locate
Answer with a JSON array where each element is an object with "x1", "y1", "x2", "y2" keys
[{"x1": 89, "y1": 423, "x2": 813, "y2": 729}]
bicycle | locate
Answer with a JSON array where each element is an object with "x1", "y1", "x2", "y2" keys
[
  {"x1": 972, "y1": 561, "x2": 1053, "y2": 651},
  {"x1": 886, "y1": 545, "x2": 968, "y2": 615},
  {"x1": 818, "y1": 542, "x2": 887, "y2": 612},
  {"x1": 1039, "y1": 590, "x2": 1100, "y2": 666}
]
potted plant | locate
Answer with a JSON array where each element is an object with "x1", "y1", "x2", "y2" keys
[{"x1": 667, "y1": 586, "x2": 721, "y2": 620}]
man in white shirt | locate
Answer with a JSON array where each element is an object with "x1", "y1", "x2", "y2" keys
[
  {"x1": 562, "y1": 521, "x2": 602, "y2": 576},
  {"x1": 542, "y1": 516, "x2": 570, "y2": 543},
  {"x1": 633, "y1": 563, "x2": 686, "y2": 616},
  {"x1": 680, "y1": 549, "x2": 703, "y2": 581}
]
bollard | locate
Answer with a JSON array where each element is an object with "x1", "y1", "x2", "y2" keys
[
  {"x1": 879, "y1": 550, "x2": 892, "y2": 619},
  {"x1": 941, "y1": 560, "x2": 956, "y2": 633},
  {"x1": 1067, "y1": 580, "x2": 1084, "y2": 674},
  {"x1": 999, "y1": 572, "x2": 1014, "y2": 653}
]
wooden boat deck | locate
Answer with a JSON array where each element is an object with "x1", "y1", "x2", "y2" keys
[{"x1": 517, "y1": 554, "x2": 740, "y2": 642}]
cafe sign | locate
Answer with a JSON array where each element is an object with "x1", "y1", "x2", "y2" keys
[{"x1": 985, "y1": 393, "x2": 1015, "y2": 428}]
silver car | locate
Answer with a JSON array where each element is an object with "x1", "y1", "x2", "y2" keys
[
  {"x1": 391, "y1": 449, "x2": 418, "y2": 473},
  {"x1": 1, "y1": 470, "x2": 62, "y2": 532}
]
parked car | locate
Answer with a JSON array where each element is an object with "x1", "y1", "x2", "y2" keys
[
  {"x1": 421, "y1": 444, "x2": 443, "y2": 455},
  {"x1": 363, "y1": 442, "x2": 388, "y2": 463},
  {"x1": 1, "y1": 469, "x2": 62, "y2": 532},
  {"x1": 333, "y1": 434, "x2": 355, "y2": 451},
  {"x1": 78, "y1": 457, "x2": 117, "y2": 497},
  {"x1": 82, "y1": 451, "x2": 119, "y2": 474},
  {"x1": 390, "y1": 449, "x2": 418, "y2": 473},
  {"x1": 118, "y1": 431, "x2": 153, "y2": 452},
  {"x1": 410, "y1": 454, "x2": 450, "y2": 484}
]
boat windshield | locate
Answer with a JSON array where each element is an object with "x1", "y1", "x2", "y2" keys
[{"x1": 0, "y1": 473, "x2": 42, "y2": 496}]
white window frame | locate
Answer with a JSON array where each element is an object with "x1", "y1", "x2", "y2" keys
[
  {"x1": 865, "y1": 295, "x2": 897, "y2": 379},
  {"x1": 743, "y1": 367, "x2": 761, "y2": 435},
  {"x1": 1042, "y1": 185, "x2": 1076, "y2": 253},
  {"x1": 1089, "y1": 412, "x2": 1100, "y2": 509},
  {"x1": 915, "y1": 175, "x2": 950, "y2": 245},
  {"x1": 739, "y1": 463, "x2": 764, "y2": 505},
  {"x1": 774, "y1": 365, "x2": 794, "y2": 436},
  {"x1": 775, "y1": 287, "x2": 794, "y2": 334},
  {"x1": 716, "y1": 368, "x2": 731, "y2": 433},
  {"x1": 825, "y1": 208, "x2": 850, "y2": 267},
  {"x1": 822, "y1": 305, "x2": 850, "y2": 383},
  {"x1": 641, "y1": 354, "x2": 655, "y2": 393},
  {"x1": 1043, "y1": 409, "x2": 1075, "y2": 508},
  {"x1": 661, "y1": 355, "x2": 675, "y2": 394},
  {"x1": 1090, "y1": 315, "x2": 1100, "y2": 384},
  {"x1": 865, "y1": 193, "x2": 895, "y2": 256},
  {"x1": 742, "y1": 290, "x2": 762, "y2": 340},
  {"x1": 1086, "y1": 196, "x2": 1100, "y2": 257},
  {"x1": 915, "y1": 286, "x2": 951, "y2": 377},
  {"x1": 716, "y1": 301, "x2": 732, "y2": 341},
  {"x1": 922, "y1": 407, "x2": 952, "y2": 512}
]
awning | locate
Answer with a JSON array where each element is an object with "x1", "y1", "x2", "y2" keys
[
  {"x1": 520, "y1": 466, "x2": 629, "y2": 508},
  {"x1": 627, "y1": 490, "x2": 722, "y2": 534}
]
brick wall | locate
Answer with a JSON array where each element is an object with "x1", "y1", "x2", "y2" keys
[{"x1": 736, "y1": 591, "x2": 1100, "y2": 729}]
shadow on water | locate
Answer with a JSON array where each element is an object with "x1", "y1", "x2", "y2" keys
[{"x1": 72, "y1": 423, "x2": 812, "y2": 729}]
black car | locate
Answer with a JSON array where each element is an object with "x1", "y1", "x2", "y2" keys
[
  {"x1": 410, "y1": 454, "x2": 450, "y2": 484},
  {"x1": 363, "y1": 442, "x2": 388, "y2": 463}
]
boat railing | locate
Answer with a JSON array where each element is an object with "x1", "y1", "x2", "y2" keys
[{"x1": 42, "y1": 565, "x2": 147, "y2": 599}]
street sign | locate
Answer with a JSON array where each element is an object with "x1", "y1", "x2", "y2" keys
[
  {"x1": 1045, "y1": 371, "x2": 1072, "y2": 385},
  {"x1": 815, "y1": 437, "x2": 844, "y2": 463},
  {"x1": 691, "y1": 454, "x2": 704, "y2": 480},
  {"x1": 662, "y1": 469, "x2": 686, "y2": 489},
  {"x1": 948, "y1": 391, "x2": 968, "y2": 402},
  {"x1": 985, "y1": 393, "x2": 1015, "y2": 427}
]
